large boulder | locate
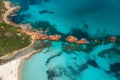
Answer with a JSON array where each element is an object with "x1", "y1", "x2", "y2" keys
[
  {"x1": 39, "y1": 34, "x2": 48, "y2": 40},
  {"x1": 35, "y1": 33, "x2": 48, "y2": 40},
  {"x1": 75, "y1": 38, "x2": 89, "y2": 44},
  {"x1": 66, "y1": 36, "x2": 78, "y2": 42},
  {"x1": 108, "y1": 36, "x2": 116, "y2": 42},
  {"x1": 48, "y1": 35, "x2": 61, "y2": 41}
]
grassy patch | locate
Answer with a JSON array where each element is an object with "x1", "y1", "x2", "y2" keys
[{"x1": 0, "y1": 22, "x2": 31, "y2": 57}]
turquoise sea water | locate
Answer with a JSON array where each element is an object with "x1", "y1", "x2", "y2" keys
[
  {"x1": 10, "y1": 0, "x2": 120, "y2": 36},
  {"x1": 22, "y1": 41, "x2": 120, "y2": 80},
  {"x1": 9, "y1": 0, "x2": 120, "y2": 80}
]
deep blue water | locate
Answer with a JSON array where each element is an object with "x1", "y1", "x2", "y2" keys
[
  {"x1": 10, "y1": 0, "x2": 120, "y2": 36},
  {"x1": 9, "y1": 0, "x2": 120, "y2": 80}
]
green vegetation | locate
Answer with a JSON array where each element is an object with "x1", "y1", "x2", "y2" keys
[
  {"x1": 0, "y1": 0, "x2": 6, "y2": 20},
  {"x1": 0, "y1": 22, "x2": 31, "y2": 57}
]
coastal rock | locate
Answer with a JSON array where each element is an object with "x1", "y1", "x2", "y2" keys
[
  {"x1": 66, "y1": 36, "x2": 78, "y2": 42},
  {"x1": 20, "y1": 29, "x2": 36, "y2": 37},
  {"x1": 35, "y1": 33, "x2": 48, "y2": 40},
  {"x1": 40, "y1": 34, "x2": 48, "y2": 40},
  {"x1": 108, "y1": 36, "x2": 116, "y2": 42},
  {"x1": 48, "y1": 35, "x2": 61, "y2": 41},
  {"x1": 75, "y1": 38, "x2": 89, "y2": 44}
]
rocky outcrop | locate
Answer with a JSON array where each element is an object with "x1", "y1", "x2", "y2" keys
[
  {"x1": 66, "y1": 36, "x2": 89, "y2": 44},
  {"x1": 75, "y1": 38, "x2": 89, "y2": 44},
  {"x1": 66, "y1": 36, "x2": 78, "y2": 42},
  {"x1": 35, "y1": 33, "x2": 48, "y2": 40},
  {"x1": 40, "y1": 34, "x2": 48, "y2": 40},
  {"x1": 48, "y1": 35, "x2": 61, "y2": 41},
  {"x1": 108, "y1": 36, "x2": 116, "y2": 42},
  {"x1": 35, "y1": 34, "x2": 61, "y2": 41}
]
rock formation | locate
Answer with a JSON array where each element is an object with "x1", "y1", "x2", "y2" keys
[
  {"x1": 48, "y1": 35, "x2": 61, "y2": 41},
  {"x1": 66, "y1": 36, "x2": 78, "y2": 42},
  {"x1": 35, "y1": 33, "x2": 48, "y2": 40},
  {"x1": 75, "y1": 38, "x2": 89, "y2": 44},
  {"x1": 108, "y1": 36, "x2": 116, "y2": 42}
]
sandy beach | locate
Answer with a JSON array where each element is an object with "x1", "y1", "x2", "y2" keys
[
  {"x1": 0, "y1": 48, "x2": 41, "y2": 80},
  {"x1": 0, "y1": 58, "x2": 22, "y2": 80},
  {"x1": 0, "y1": 1, "x2": 42, "y2": 80}
]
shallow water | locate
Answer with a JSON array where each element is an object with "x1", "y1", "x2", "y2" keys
[
  {"x1": 22, "y1": 41, "x2": 120, "y2": 80},
  {"x1": 9, "y1": 0, "x2": 120, "y2": 80}
]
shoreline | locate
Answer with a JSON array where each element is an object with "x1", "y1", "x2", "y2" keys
[
  {"x1": 0, "y1": 1, "x2": 42, "y2": 80},
  {"x1": 17, "y1": 49, "x2": 41, "y2": 80},
  {"x1": 18, "y1": 59, "x2": 24, "y2": 80},
  {"x1": 0, "y1": 49, "x2": 41, "y2": 80}
]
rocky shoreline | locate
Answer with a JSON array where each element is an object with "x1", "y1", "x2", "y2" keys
[
  {"x1": 0, "y1": 1, "x2": 43, "y2": 80},
  {"x1": 2, "y1": 1, "x2": 20, "y2": 25},
  {"x1": 0, "y1": 0, "x2": 43, "y2": 60}
]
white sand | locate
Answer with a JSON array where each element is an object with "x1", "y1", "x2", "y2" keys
[
  {"x1": 0, "y1": 58, "x2": 22, "y2": 80},
  {"x1": 0, "y1": 48, "x2": 41, "y2": 80}
]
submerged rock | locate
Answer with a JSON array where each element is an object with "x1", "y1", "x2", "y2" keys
[
  {"x1": 62, "y1": 43, "x2": 82, "y2": 53},
  {"x1": 46, "y1": 63, "x2": 88, "y2": 80},
  {"x1": 39, "y1": 10, "x2": 54, "y2": 14},
  {"x1": 62, "y1": 43, "x2": 76, "y2": 53},
  {"x1": 46, "y1": 52, "x2": 62, "y2": 65},
  {"x1": 87, "y1": 60, "x2": 99, "y2": 68},
  {"x1": 69, "y1": 28, "x2": 90, "y2": 40},
  {"x1": 44, "y1": 0, "x2": 50, "y2": 2},
  {"x1": 46, "y1": 69, "x2": 59, "y2": 80},
  {"x1": 110, "y1": 63, "x2": 120, "y2": 73}
]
